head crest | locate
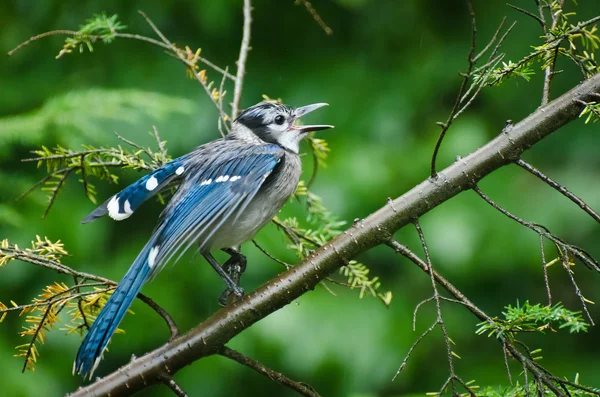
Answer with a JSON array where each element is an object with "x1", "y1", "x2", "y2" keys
[{"x1": 235, "y1": 102, "x2": 292, "y2": 129}]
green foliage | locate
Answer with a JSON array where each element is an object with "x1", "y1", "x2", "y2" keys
[
  {"x1": 57, "y1": 13, "x2": 126, "y2": 58},
  {"x1": 478, "y1": 1, "x2": 600, "y2": 86},
  {"x1": 476, "y1": 60, "x2": 536, "y2": 85},
  {"x1": 281, "y1": 187, "x2": 392, "y2": 306},
  {"x1": 0, "y1": 237, "x2": 117, "y2": 371},
  {"x1": 0, "y1": 89, "x2": 195, "y2": 148},
  {"x1": 0, "y1": 236, "x2": 67, "y2": 268},
  {"x1": 476, "y1": 301, "x2": 589, "y2": 340},
  {"x1": 477, "y1": 380, "x2": 600, "y2": 396},
  {"x1": 579, "y1": 100, "x2": 600, "y2": 123},
  {"x1": 24, "y1": 132, "x2": 171, "y2": 207}
]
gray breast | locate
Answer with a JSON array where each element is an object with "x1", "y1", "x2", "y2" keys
[{"x1": 204, "y1": 152, "x2": 302, "y2": 250}]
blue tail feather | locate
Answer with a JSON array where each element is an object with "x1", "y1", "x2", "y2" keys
[{"x1": 74, "y1": 244, "x2": 154, "y2": 378}]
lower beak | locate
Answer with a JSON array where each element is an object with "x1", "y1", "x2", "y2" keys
[{"x1": 293, "y1": 103, "x2": 334, "y2": 133}]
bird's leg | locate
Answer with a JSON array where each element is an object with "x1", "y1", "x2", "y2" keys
[
  {"x1": 202, "y1": 253, "x2": 244, "y2": 306},
  {"x1": 221, "y1": 248, "x2": 247, "y2": 284},
  {"x1": 217, "y1": 248, "x2": 247, "y2": 306}
]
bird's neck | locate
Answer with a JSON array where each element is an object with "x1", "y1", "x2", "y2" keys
[{"x1": 229, "y1": 123, "x2": 263, "y2": 144}]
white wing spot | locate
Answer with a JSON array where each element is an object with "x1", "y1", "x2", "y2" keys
[
  {"x1": 146, "y1": 176, "x2": 159, "y2": 191},
  {"x1": 230, "y1": 176, "x2": 241, "y2": 182},
  {"x1": 200, "y1": 178, "x2": 212, "y2": 186},
  {"x1": 124, "y1": 199, "x2": 132, "y2": 214},
  {"x1": 107, "y1": 196, "x2": 132, "y2": 221},
  {"x1": 175, "y1": 166, "x2": 185, "y2": 175},
  {"x1": 222, "y1": 175, "x2": 230, "y2": 182},
  {"x1": 216, "y1": 175, "x2": 229, "y2": 183},
  {"x1": 148, "y1": 246, "x2": 160, "y2": 269}
]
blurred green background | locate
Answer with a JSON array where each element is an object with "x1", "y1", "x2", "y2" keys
[{"x1": 1, "y1": 0, "x2": 600, "y2": 396}]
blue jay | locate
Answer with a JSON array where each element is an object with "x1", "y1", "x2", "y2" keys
[{"x1": 73, "y1": 102, "x2": 333, "y2": 378}]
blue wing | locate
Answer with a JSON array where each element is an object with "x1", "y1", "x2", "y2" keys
[
  {"x1": 82, "y1": 156, "x2": 189, "y2": 223},
  {"x1": 149, "y1": 144, "x2": 283, "y2": 277},
  {"x1": 74, "y1": 144, "x2": 283, "y2": 378}
]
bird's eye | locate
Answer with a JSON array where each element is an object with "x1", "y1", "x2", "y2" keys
[{"x1": 274, "y1": 115, "x2": 285, "y2": 125}]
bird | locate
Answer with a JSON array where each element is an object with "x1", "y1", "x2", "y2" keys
[{"x1": 73, "y1": 101, "x2": 333, "y2": 378}]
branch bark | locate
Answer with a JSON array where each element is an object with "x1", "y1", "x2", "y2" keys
[{"x1": 69, "y1": 73, "x2": 600, "y2": 396}]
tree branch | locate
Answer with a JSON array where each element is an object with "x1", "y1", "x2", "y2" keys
[
  {"x1": 231, "y1": 0, "x2": 252, "y2": 118},
  {"x1": 219, "y1": 346, "x2": 321, "y2": 397},
  {"x1": 515, "y1": 158, "x2": 600, "y2": 224},
  {"x1": 69, "y1": 73, "x2": 600, "y2": 396}
]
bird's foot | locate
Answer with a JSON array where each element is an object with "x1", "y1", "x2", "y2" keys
[
  {"x1": 218, "y1": 251, "x2": 247, "y2": 307},
  {"x1": 218, "y1": 285, "x2": 244, "y2": 307}
]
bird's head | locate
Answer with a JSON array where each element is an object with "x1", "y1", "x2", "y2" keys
[{"x1": 233, "y1": 102, "x2": 333, "y2": 153}]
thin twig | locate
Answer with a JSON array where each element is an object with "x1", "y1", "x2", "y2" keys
[
  {"x1": 135, "y1": 11, "x2": 231, "y2": 121},
  {"x1": 22, "y1": 149, "x2": 108, "y2": 162},
  {"x1": 8, "y1": 27, "x2": 235, "y2": 80},
  {"x1": 43, "y1": 169, "x2": 72, "y2": 219},
  {"x1": 539, "y1": 235, "x2": 552, "y2": 306},
  {"x1": 506, "y1": 3, "x2": 545, "y2": 28},
  {"x1": 296, "y1": 0, "x2": 333, "y2": 35},
  {"x1": 217, "y1": 65, "x2": 231, "y2": 137},
  {"x1": 114, "y1": 131, "x2": 154, "y2": 160},
  {"x1": 472, "y1": 185, "x2": 600, "y2": 273},
  {"x1": 152, "y1": 126, "x2": 167, "y2": 161},
  {"x1": 540, "y1": 0, "x2": 564, "y2": 106},
  {"x1": 560, "y1": 251, "x2": 595, "y2": 326},
  {"x1": 515, "y1": 159, "x2": 600, "y2": 224},
  {"x1": 73, "y1": 275, "x2": 91, "y2": 330},
  {"x1": 16, "y1": 167, "x2": 70, "y2": 202},
  {"x1": 232, "y1": 0, "x2": 253, "y2": 119},
  {"x1": 137, "y1": 294, "x2": 180, "y2": 339},
  {"x1": 430, "y1": 0, "x2": 477, "y2": 178},
  {"x1": 252, "y1": 240, "x2": 291, "y2": 269},
  {"x1": 20, "y1": 303, "x2": 54, "y2": 372},
  {"x1": 7, "y1": 30, "x2": 79, "y2": 56},
  {"x1": 392, "y1": 321, "x2": 438, "y2": 381},
  {"x1": 219, "y1": 346, "x2": 321, "y2": 397},
  {"x1": 414, "y1": 220, "x2": 459, "y2": 396},
  {"x1": 503, "y1": 342, "x2": 513, "y2": 385},
  {"x1": 161, "y1": 375, "x2": 188, "y2": 397}
]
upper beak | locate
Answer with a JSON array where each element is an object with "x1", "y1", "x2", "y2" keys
[{"x1": 293, "y1": 103, "x2": 334, "y2": 133}]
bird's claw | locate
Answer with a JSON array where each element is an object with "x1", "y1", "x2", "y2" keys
[{"x1": 218, "y1": 285, "x2": 244, "y2": 307}]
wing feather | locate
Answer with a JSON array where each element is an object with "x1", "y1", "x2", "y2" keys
[{"x1": 146, "y1": 145, "x2": 283, "y2": 278}]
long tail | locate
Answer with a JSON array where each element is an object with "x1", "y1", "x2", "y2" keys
[{"x1": 74, "y1": 243, "x2": 155, "y2": 378}]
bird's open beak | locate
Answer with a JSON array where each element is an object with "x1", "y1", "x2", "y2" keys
[{"x1": 293, "y1": 103, "x2": 334, "y2": 133}]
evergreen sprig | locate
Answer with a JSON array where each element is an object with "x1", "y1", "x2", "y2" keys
[
  {"x1": 21, "y1": 131, "x2": 171, "y2": 213},
  {"x1": 579, "y1": 100, "x2": 600, "y2": 123},
  {"x1": 476, "y1": 301, "x2": 589, "y2": 340},
  {"x1": 0, "y1": 237, "x2": 119, "y2": 371},
  {"x1": 479, "y1": 1, "x2": 600, "y2": 86},
  {"x1": 57, "y1": 13, "x2": 126, "y2": 58},
  {"x1": 476, "y1": 378, "x2": 600, "y2": 396},
  {"x1": 278, "y1": 186, "x2": 392, "y2": 306}
]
